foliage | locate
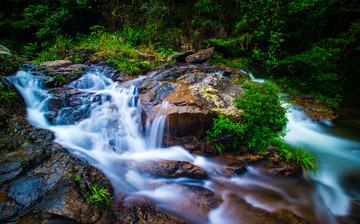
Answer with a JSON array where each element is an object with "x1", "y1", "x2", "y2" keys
[
  {"x1": 210, "y1": 53, "x2": 252, "y2": 70},
  {"x1": 279, "y1": 144, "x2": 321, "y2": 177},
  {"x1": 205, "y1": 114, "x2": 246, "y2": 141},
  {"x1": 50, "y1": 74, "x2": 66, "y2": 85},
  {"x1": 21, "y1": 42, "x2": 41, "y2": 59},
  {"x1": 0, "y1": 90, "x2": 16, "y2": 102},
  {"x1": 213, "y1": 142, "x2": 226, "y2": 155},
  {"x1": 0, "y1": 46, "x2": 20, "y2": 75},
  {"x1": 234, "y1": 81, "x2": 288, "y2": 151},
  {"x1": 205, "y1": 114, "x2": 247, "y2": 154},
  {"x1": 87, "y1": 185, "x2": 113, "y2": 207},
  {"x1": 1, "y1": 0, "x2": 359, "y2": 105}
]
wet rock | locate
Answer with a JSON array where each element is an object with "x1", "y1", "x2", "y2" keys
[
  {"x1": 254, "y1": 160, "x2": 302, "y2": 178},
  {"x1": 113, "y1": 198, "x2": 190, "y2": 224},
  {"x1": 179, "y1": 73, "x2": 245, "y2": 121},
  {"x1": 287, "y1": 94, "x2": 337, "y2": 121},
  {"x1": 167, "y1": 51, "x2": 195, "y2": 63},
  {"x1": 38, "y1": 60, "x2": 88, "y2": 87},
  {"x1": 114, "y1": 184, "x2": 223, "y2": 224},
  {"x1": 138, "y1": 160, "x2": 208, "y2": 179},
  {"x1": 36, "y1": 181, "x2": 100, "y2": 223},
  {"x1": 217, "y1": 194, "x2": 311, "y2": 224},
  {"x1": 8, "y1": 177, "x2": 47, "y2": 206},
  {"x1": 166, "y1": 184, "x2": 223, "y2": 222},
  {"x1": 216, "y1": 158, "x2": 247, "y2": 178},
  {"x1": 185, "y1": 48, "x2": 214, "y2": 64}
]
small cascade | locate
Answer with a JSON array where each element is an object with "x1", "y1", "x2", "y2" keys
[
  {"x1": 145, "y1": 100, "x2": 170, "y2": 149},
  {"x1": 7, "y1": 66, "x2": 360, "y2": 223},
  {"x1": 7, "y1": 71, "x2": 50, "y2": 128}
]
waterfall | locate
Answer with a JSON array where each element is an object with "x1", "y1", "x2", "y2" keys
[{"x1": 8, "y1": 66, "x2": 360, "y2": 223}]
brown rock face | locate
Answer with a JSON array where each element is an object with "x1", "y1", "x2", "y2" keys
[
  {"x1": 137, "y1": 160, "x2": 208, "y2": 179},
  {"x1": 138, "y1": 68, "x2": 245, "y2": 145}
]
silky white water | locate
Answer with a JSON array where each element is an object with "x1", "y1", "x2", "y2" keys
[{"x1": 8, "y1": 67, "x2": 360, "y2": 223}]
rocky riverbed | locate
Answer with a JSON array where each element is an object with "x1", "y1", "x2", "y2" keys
[{"x1": 0, "y1": 58, "x2": 357, "y2": 223}]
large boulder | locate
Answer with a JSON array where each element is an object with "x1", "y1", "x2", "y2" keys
[{"x1": 138, "y1": 67, "x2": 245, "y2": 146}]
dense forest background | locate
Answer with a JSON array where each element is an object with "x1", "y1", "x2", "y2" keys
[{"x1": 1, "y1": 0, "x2": 359, "y2": 107}]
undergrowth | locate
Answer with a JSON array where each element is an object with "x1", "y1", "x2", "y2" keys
[{"x1": 33, "y1": 28, "x2": 162, "y2": 75}]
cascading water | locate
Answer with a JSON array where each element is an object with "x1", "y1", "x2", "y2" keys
[{"x1": 8, "y1": 66, "x2": 360, "y2": 223}]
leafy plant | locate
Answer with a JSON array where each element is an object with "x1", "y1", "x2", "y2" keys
[
  {"x1": 280, "y1": 144, "x2": 321, "y2": 177},
  {"x1": 212, "y1": 142, "x2": 226, "y2": 155},
  {"x1": 87, "y1": 185, "x2": 113, "y2": 207},
  {"x1": 75, "y1": 175, "x2": 81, "y2": 182}
]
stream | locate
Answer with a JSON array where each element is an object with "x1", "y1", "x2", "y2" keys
[{"x1": 7, "y1": 66, "x2": 360, "y2": 223}]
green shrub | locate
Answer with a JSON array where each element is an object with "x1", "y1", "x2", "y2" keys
[
  {"x1": 234, "y1": 81, "x2": 288, "y2": 151},
  {"x1": 205, "y1": 114, "x2": 246, "y2": 141}
]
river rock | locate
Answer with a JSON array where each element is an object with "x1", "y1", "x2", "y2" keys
[
  {"x1": 185, "y1": 48, "x2": 214, "y2": 63},
  {"x1": 137, "y1": 160, "x2": 208, "y2": 179},
  {"x1": 168, "y1": 184, "x2": 223, "y2": 222},
  {"x1": 287, "y1": 94, "x2": 337, "y2": 121},
  {"x1": 139, "y1": 69, "x2": 245, "y2": 144},
  {"x1": 167, "y1": 51, "x2": 195, "y2": 63},
  {"x1": 41, "y1": 60, "x2": 74, "y2": 70},
  {"x1": 214, "y1": 193, "x2": 312, "y2": 224},
  {"x1": 39, "y1": 60, "x2": 88, "y2": 87},
  {"x1": 113, "y1": 198, "x2": 190, "y2": 224},
  {"x1": 116, "y1": 184, "x2": 223, "y2": 223}
]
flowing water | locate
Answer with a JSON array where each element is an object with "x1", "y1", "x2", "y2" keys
[{"x1": 7, "y1": 66, "x2": 360, "y2": 223}]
